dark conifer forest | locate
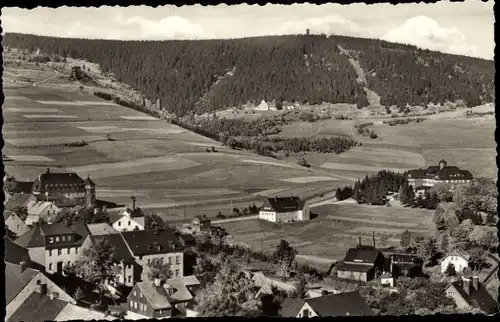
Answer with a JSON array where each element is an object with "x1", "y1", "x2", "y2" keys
[{"x1": 4, "y1": 33, "x2": 495, "y2": 117}]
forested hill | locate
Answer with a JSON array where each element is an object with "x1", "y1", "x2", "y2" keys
[{"x1": 4, "y1": 33, "x2": 495, "y2": 117}]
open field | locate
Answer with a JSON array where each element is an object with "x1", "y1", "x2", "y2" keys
[
  {"x1": 2, "y1": 67, "x2": 347, "y2": 218},
  {"x1": 219, "y1": 203, "x2": 435, "y2": 260}
]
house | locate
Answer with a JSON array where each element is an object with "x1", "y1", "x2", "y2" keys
[
  {"x1": 111, "y1": 196, "x2": 145, "y2": 232},
  {"x1": 31, "y1": 168, "x2": 96, "y2": 208},
  {"x1": 5, "y1": 193, "x2": 38, "y2": 211},
  {"x1": 388, "y1": 253, "x2": 423, "y2": 277},
  {"x1": 80, "y1": 234, "x2": 137, "y2": 287},
  {"x1": 14, "y1": 222, "x2": 90, "y2": 274},
  {"x1": 441, "y1": 250, "x2": 470, "y2": 274},
  {"x1": 26, "y1": 201, "x2": 61, "y2": 225},
  {"x1": 445, "y1": 276, "x2": 499, "y2": 314},
  {"x1": 5, "y1": 262, "x2": 76, "y2": 320},
  {"x1": 255, "y1": 99, "x2": 270, "y2": 111},
  {"x1": 126, "y1": 276, "x2": 200, "y2": 319},
  {"x1": 414, "y1": 186, "x2": 432, "y2": 197},
  {"x1": 86, "y1": 222, "x2": 120, "y2": 235},
  {"x1": 279, "y1": 291, "x2": 374, "y2": 317},
  {"x1": 4, "y1": 210, "x2": 30, "y2": 237},
  {"x1": 259, "y1": 196, "x2": 310, "y2": 223},
  {"x1": 181, "y1": 215, "x2": 227, "y2": 238},
  {"x1": 336, "y1": 243, "x2": 385, "y2": 282},
  {"x1": 191, "y1": 215, "x2": 211, "y2": 233},
  {"x1": 121, "y1": 228, "x2": 185, "y2": 280},
  {"x1": 407, "y1": 160, "x2": 473, "y2": 189},
  {"x1": 380, "y1": 273, "x2": 395, "y2": 288}
]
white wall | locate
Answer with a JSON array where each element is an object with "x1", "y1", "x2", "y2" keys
[
  {"x1": 112, "y1": 216, "x2": 145, "y2": 232},
  {"x1": 138, "y1": 252, "x2": 184, "y2": 281},
  {"x1": 441, "y1": 256, "x2": 469, "y2": 274},
  {"x1": 297, "y1": 302, "x2": 318, "y2": 318}
]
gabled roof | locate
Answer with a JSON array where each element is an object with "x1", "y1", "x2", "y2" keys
[
  {"x1": 448, "y1": 279, "x2": 499, "y2": 314},
  {"x1": 336, "y1": 263, "x2": 374, "y2": 273},
  {"x1": 4, "y1": 210, "x2": 15, "y2": 221},
  {"x1": 88, "y1": 234, "x2": 135, "y2": 263},
  {"x1": 262, "y1": 196, "x2": 306, "y2": 213},
  {"x1": 15, "y1": 222, "x2": 89, "y2": 249},
  {"x1": 305, "y1": 291, "x2": 374, "y2": 317},
  {"x1": 8, "y1": 291, "x2": 69, "y2": 322},
  {"x1": 344, "y1": 248, "x2": 383, "y2": 264},
  {"x1": 135, "y1": 282, "x2": 172, "y2": 310},
  {"x1": 119, "y1": 207, "x2": 145, "y2": 219},
  {"x1": 5, "y1": 236, "x2": 31, "y2": 265},
  {"x1": 165, "y1": 278, "x2": 196, "y2": 303},
  {"x1": 5, "y1": 262, "x2": 39, "y2": 303},
  {"x1": 279, "y1": 297, "x2": 306, "y2": 318},
  {"x1": 28, "y1": 201, "x2": 56, "y2": 216},
  {"x1": 121, "y1": 228, "x2": 183, "y2": 256},
  {"x1": 407, "y1": 162, "x2": 474, "y2": 181},
  {"x1": 37, "y1": 170, "x2": 85, "y2": 186},
  {"x1": 11, "y1": 181, "x2": 34, "y2": 194}
]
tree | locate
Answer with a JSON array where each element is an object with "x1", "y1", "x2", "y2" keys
[
  {"x1": 400, "y1": 230, "x2": 412, "y2": 249},
  {"x1": 432, "y1": 203, "x2": 459, "y2": 230},
  {"x1": 193, "y1": 253, "x2": 220, "y2": 287},
  {"x1": 467, "y1": 247, "x2": 487, "y2": 272},
  {"x1": 450, "y1": 219, "x2": 474, "y2": 249},
  {"x1": 445, "y1": 263, "x2": 456, "y2": 276},
  {"x1": 87, "y1": 208, "x2": 110, "y2": 224},
  {"x1": 458, "y1": 178, "x2": 497, "y2": 215},
  {"x1": 297, "y1": 157, "x2": 309, "y2": 167},
  {"x1": 53, "y1": 208, "x2": 81, "y2": 226},
  {"x1": 145, "y1": 213, "x2": 168, "y2": 230},
  {"x1": 415, "y1": 237, "x2": 438, "y2": 266},
  {"x1": 146, "y1": 259, "x2": 172, "y2": 281},
  {"x1": 468, "y1": 226, "x2": 498, "y2": 251},
  {"x1": 195, "y1": 259, "x2": 261, "y2": 317},
  {"x1": 290, "y1": 272, "x2": 308, "y2": 299},
  {"x1": 380, "y1": 234, "x2": 389, "y2": 247},
  {"x1": 429, "y1": 183, "x2": 454, "y2": 202},
  {"x1": 273, "y1": 240, "x2": 298, "y2": 280},
  {"x1": 71, "y1": 237, "x2": 121, "y2": 307},
  {"x1": 73, "y1": 286, "x2": 85, "y2": 302}
]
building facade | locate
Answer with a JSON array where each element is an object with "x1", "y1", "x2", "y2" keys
[
  {"x1": 4, "y1": 211, "x2": 30, "y2": 237},
  {"x1": 111, "y1": 197, "x2": 145, "y2": 232},
  {"x1": 441, "y1": 251, "x2": 470, "y2": 274},
  {"x1": 259, "y1": 196, "x2": 310, "y2": 223},
  {"x1": 407, "y1": 160, "x2": 473, "y2": 189}
]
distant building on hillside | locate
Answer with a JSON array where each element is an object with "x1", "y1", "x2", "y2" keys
[
  {"x1": 31, "y1": 169, "x2": 96, "y2": 208},
  {"x1": 406, "y1": 160, "x2": 473, "y2": 189},
  {"x1": 259, "y1": 196, "x2": 310, "y2": 223},
  {"x1": 335, "y1": 238, "x2": 385, "y2": 282},
  {"x1": 110, "y1": 196, "x2": 145, "y2": 232}
]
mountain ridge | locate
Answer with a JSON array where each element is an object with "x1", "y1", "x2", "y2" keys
[{"x1": 3, "y1": 32, "x2": 495, "y2": 117}]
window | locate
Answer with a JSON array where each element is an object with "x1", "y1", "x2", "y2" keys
[
  {"x1": 68, "y1": 261, "x2": 71, "y2": 267},
  {"x1": 128, "y1": 276, "x2": 132, "y2": 283},
  {"x1": 118, "y1": 222, "x2": 121, "y2": 226},
  {"x1": 17, "y1": 224, "x2": 20, "y2": 229},
  {"x1": 75, "y1": 247, "x2": 79, "y2": 254},
  {"x1": 56, "y1": 237, "x2": 60, "y2": 242},
  {"x1": 175, "y1": 255, "x2": 180, "y2": 265},
  {"x1": 49, "y1": 263, "x2": 53, "y2": 271},
  {"x1": 67, "y1": 248, "x2": 70, "y2": 255},
  {"x1": 175, "y1": 269, "x2": 179, "y2": 277},
  {"x1": 140, "y1": 293, "x2": 143, "y2": 298},
  {"x1": 147, "y1": 259, "x2": 151, "y2": 264},
  {"x1": 302, "y1": 309, "x2": 310, "y2": 318},
  {"x1": 168, "y1": 257, "x2": 172, "y2": 265},
  {"x1": 134, "y1": 302, "x2": 138, "y2": 309},
  {"x1": 133, "y1": 291, "x2": 137, "y2": 297},
  {"x1": 58, "y1": 249, "x2": 62, "y2": 256},
  {"x1": 61, "y1": 236, "x2": 66, "y2": 242},
  {"x1": 49, "y1": 250, "x2": 53, "y2": 257},
  {"x1": 128, "y1": 221, "x2": 131, "y2": 226},
  {"x1": 49, "y1": 237, "x2": 54, "y2": 244}
]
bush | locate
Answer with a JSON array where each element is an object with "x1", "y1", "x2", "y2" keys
[{"x1": 297, "y1": 157, "x2": 310, "y2": 167}]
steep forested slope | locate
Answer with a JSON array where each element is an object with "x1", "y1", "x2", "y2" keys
[{"x1": 4, "y1": 33, "x2": 494, "y2": 116}]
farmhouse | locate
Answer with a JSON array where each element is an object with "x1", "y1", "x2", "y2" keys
[
  {"x1": 126, "y1": 276, "x2": 200, "y2": 319},
  {"x1": 4, "y1": 210, "x2": 30, "y2": 237},
  {"x1": 121, "y1": 228, "x2": 185, "y2": 281},
  {"x1": 26, "y1": 201, "x2": 61, "y2": 225},
  {"x1": 441, "y1": 250, "x2": 470, "y2": 274},
  {"x1": 111, "y1": 196, "x2": 145, "y2": 232},
  {"x1": 31, "y1": 168, "x2": 96, "y2": 208},
  {"x1": 279, "y1": 291, "x2": 374, "y2": 317},
  {"x1": 407, "y1": 160, "x2": 473, "y2": 189},
  {"x1": 336, "y1": 243, "x2": 385, "y2": 282},
  {"x1": 445, "y1": 276, "x2": 499, "y2": 314},
  {"x1": 259, "y1": 196, "x2": 310, "y2": 223}
]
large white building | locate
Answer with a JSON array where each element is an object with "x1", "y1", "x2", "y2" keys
[
  {"x1": 407, "y1": 160, "x2": 473, "y2": 189},
  {"x1": 259, "y1": 196, "x2": 310, "y2": 223},
  {"x1": 441, "y1": 250, "x2": 470, "y2": 274}
]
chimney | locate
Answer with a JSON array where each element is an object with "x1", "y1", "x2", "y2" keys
[
  {"x1": 472, "y1": 276, "x2": 479, "y2": 290},
  {"x1": 358, "y1": 237, "x2": 362, "y2": 246},
  {"x1": 131, "y1": 196, "x2": 136, "y2": 211},
  {"x1": 154, "y1": 278, "x2": 162, "y2": 287},
  {"x1": 372, "y1": 231, "x2": 376, "y2": 249},
  {"x1": 463, "y1": 277, "x2": 471, "y2": 296},
  {"x1": 46, "y1": 168, "x2": 50, "y2": 174},
  {"x1": 38, "y1": 283, "x2": 48, "y2": 295}
]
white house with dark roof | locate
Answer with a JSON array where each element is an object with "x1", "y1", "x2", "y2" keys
[
  {"x1": 111, "y1": 197, "x2": 145, "y2": 232},
  {"x1": 26, "y1": 201, "x2": 61, "y2": 225},
  {"x1": 445, "y1": 276, "x2": 499, "y2": 314},
  {"x1": 4, "y1": 211, "x2": 30, "y2": 237},
  {"x1": 441, "y1": 250, "x2": 470, "y2": 274},
  {"x1": 259, "y1": 196, "x2": 310, "y2": 223},
  {"x1": 407, "y1": 160, "x2": 474, "y2": 189}
]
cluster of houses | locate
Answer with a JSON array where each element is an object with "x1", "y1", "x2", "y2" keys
[{"x1": 329, "y1": 236, "x2": 498, "y2": 315}]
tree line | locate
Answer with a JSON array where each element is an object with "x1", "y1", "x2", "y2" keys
[{"x1": 4, "y1": 33, "x2": 494, "y2": 117}]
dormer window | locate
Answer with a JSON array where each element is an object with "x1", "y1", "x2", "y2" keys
[
  {"x1": 49, "y1": 237, "x2": 54, "y2": 243},
  {"x1": 56, "y1": 237, "x2": 60, "y2": 242},
  {"x1": 67, "y1": 236, "x2": 71, "y2": 241}
]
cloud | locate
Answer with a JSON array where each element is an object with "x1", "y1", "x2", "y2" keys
[
  {"x1": 275, "y1": 14, "x2": 371, "y2": 38},
  {"x1": 381, "y1": 15, "x2": 478, "y2": 57},
  {"x1": 1, "y1": 9, "x2": 215, "y2": 40}
]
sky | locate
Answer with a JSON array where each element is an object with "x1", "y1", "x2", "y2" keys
[{"x1": 1, "y1": 1, "x2": 494, "y2": 60}]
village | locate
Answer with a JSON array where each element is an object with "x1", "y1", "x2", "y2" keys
[{"x1": 4, "y1": 164, "x2": 499, "y2": 319}]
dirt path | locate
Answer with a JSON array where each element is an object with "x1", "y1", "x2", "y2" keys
[{"x1": 295, "y1": 254, "x2": 337, "y2": 264}]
